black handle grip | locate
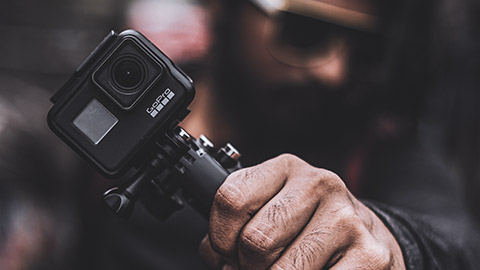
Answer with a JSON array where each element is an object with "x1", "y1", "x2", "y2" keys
[{"x1": 179, "y1": 151, "x2": 231, "y2": 219}]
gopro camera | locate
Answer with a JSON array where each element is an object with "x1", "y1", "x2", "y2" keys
[{"x1": 48, "y1": 30, "x2": 241, "y2": 220}]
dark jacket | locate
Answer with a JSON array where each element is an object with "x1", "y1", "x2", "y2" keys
[{"x1": 362, "y1": 139, "x2": 480, "y2": 269}]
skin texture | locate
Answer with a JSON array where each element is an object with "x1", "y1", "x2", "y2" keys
[{"x1": 199, "y1": 154, "x2": 405, "y2": 269}]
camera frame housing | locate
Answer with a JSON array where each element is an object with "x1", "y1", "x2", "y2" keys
[{"x1": 48, "y1": 30, "x2": 195, "y2": 178}]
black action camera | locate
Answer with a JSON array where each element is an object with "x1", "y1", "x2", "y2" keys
[
  {"x1": 48, "y1": 30, "x2": 194, "y2": 177},
  {"x1": 48, "y1": 30, "x2": 241, "y2": 220}
]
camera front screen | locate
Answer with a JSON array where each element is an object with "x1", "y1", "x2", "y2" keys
[{"x1": 73, "y1": 99, "x2": 118, "y2": 145}]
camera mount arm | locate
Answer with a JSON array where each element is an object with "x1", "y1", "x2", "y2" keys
[{"x1": 103, "y1": 127, "x2": 241, "y2": 220}]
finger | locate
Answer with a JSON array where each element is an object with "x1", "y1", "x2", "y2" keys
[
  {"x1": 198, "y1": 235, "x2": 224, "y2": 270},
  {"x1": 269, "y1": 204, "x2": 356, "y2": 270},
  {"x1": 209, "y1": 154, "x2": 306, "y2": 259},
  {"x1": 328, "y1": 241, "x2": 394, "y2": 270},
  {"x1": 235, "y1": 177, "x2": 321, "y2": 269}
]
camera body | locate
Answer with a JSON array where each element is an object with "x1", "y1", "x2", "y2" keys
[
  {"x1": 48, "y1": 30, "x2": 194, "y2": 178},
  {"x1": 48, "y1": 30, "x2": 241, "y2": 220}
]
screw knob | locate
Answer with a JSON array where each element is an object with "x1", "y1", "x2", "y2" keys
[
  {"x1": 103, "y1": 187, "x2": 135, "y2": 218},
  {"x1": 199, "y1": 134, "x2": 215, "y2": 152},
  {"x1": 216, "y1": 143, "x2": 241, "y2": 169}
]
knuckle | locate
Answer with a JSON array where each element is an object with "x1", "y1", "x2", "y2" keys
[
  {"x1": 275, "y1": 153, "x2": 302, "y2": 168},
  {"x1": 336, "y1": 217, "x2": 359, "y2": 233},
  {"x1": 224, "y1": 168, "x2": 247, "y2": 184},
  {"x1": 360, "y1": 242, "x2": 393, "y2": 269},
  {"x1": 339, "y1": 208, "x2": 360, "y2": 226},
  {"x1": 310, "y1": 168, "x2": 346, "y2": 194},
  {"x1": 239, "y1": 225, "x2": 280, "y2": 257},
  {"x1": 333, "y1": 208, "x2": 364, "y2": 238},
  {"x1": 214, "y1": 182, "x2": 247, "y2": 214},
  {"x1": 371, "y1": 248, "x2": 393, "y2": 269}
]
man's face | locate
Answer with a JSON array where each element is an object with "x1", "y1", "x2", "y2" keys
[
  {"x1": 212, "y1": 0, "x2": 389, "y2": 163},
  {"x1": 225, "y1": 0, "x2": 380, "y2": 87}
]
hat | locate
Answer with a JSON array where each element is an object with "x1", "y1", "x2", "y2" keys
[{"x1": 250, "y1": 0, "x2": 379, "y2": 31}]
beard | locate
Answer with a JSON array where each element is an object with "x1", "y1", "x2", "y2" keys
[
  {"x1": 212, "y1": 53, "x2": 388, "y2": 167},
  {"x1": 209, "y1": 5, "x2": 412, "y2": 167}
]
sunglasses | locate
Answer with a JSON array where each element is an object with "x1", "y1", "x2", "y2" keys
[{"x1": 244, "y1": 0, "x2": 387, "y2": 68}]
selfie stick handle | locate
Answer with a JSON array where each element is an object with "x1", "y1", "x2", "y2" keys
[{"x1": 176, "y1": 142, "x2": 239, "y2": 218}]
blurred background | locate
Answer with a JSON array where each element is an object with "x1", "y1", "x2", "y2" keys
[
  {"x1": 0, "y1": 1, "x2": 212, "y2": 269},
  {"x1": 1, "y1": 0, "x2": 479, "y2": 269}
]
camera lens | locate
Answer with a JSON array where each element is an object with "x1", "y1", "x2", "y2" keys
[
  {"x1": 93, "y1": 39, "x2": 164, "y2": 110},
  {"x1": 112, "y1": 57, "x2": 145, "y2": 91}
]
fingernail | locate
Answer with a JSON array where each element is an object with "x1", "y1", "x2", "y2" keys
[{"x1": 222, "y1": 265, "x2": 235, "y2": 270}]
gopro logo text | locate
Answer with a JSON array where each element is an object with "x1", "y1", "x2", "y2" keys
[{"x1": 146, "y1": 88, "x2": 175, "y2": 118}]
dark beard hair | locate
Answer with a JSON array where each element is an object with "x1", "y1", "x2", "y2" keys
[
  {"x1": 209, "y1": 0, "x2": 429, "y2": 167},
  {"x1": 212, "y1": 58, "x2": 384, "y2": 166}
]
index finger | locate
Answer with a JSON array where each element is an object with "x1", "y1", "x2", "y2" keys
[{"x1": 208, "y1": 154, "x2": 305, "y2": 260}]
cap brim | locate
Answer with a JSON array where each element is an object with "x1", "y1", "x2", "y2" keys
[{"x1": 251, "y1": 0, "x2": 379, "y2": 32}]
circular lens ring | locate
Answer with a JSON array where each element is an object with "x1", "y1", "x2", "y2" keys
[{"x1": 111, "y1": 55, "x2": 146, "y2": 94}]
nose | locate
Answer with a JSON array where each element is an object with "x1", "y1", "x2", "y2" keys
[{"x1": 306, "y1": 46, "x2": 349, "y2": 87}]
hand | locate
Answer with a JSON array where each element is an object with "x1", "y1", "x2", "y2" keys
[{"x1": 199, "y1": 154, "x2": 405, "y2": 269}]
